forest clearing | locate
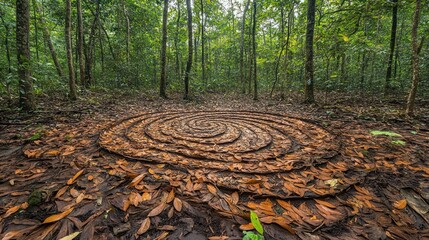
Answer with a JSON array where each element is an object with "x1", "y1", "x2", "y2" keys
[{"x1": 1, "y1": 0, "x2": 429, "y2": 239}]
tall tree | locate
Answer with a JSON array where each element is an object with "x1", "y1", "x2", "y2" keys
[
  {"x1": 200, "y1": 0, "x2": 206, "y2": 86},
  {"x1": 65, "y1": 0, "x2": 77, "y2": 100},
  {"x1": 16, "y1": 0, "x2": 35, "y2": 110},
  {"x1": 252, "y1": 0, "x2": 257, "y2": 101},
  {"x1": 239, "y1": 0, "x2": 251, "y2": 94},
  {"x1": 406, "y1": 0, "x2": 422, "y2": 116},
  {"x1": 160, "y1": 0, "x2": 168, "y2": 98},
  {"x1": 304, "y1": 0, "x2": 315, "y2": 103},
  {"x1": 184, "y1": 0, "x2": 193, "y2": 100},
  {"x1": 84, "y1": 0, "x2": 101, "y2": 87},
  {"x1": 77, "y1": 0, "x2": 85, "y2": 86},
  {"x1": 384, "y1": 0, "x2": 398, "y2": 96}
]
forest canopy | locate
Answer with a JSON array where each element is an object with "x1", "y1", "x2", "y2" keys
[{"x1": 0, "y1": 0, "x2": 428, "y2": 112}]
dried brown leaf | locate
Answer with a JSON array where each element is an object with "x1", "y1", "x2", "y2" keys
[
  {"x1": 43, "y1": 207, "x2": 74, "y2": 224},
  {"x1": 67, "y1": 170, "x2": 84, "y2": 185},
  {"x1": 148, "y1": 202, "x2": 167, "y2": 217},
  {"x1": 166, "y1": 189, "x2": 175, "y2": 203},
  {"x1": 393, "y1": 199, "x2": 407, "y2": 209},
  {"x1": 173, "y1": 198, "x2": 182, "y2": 212},
  {"x1": 129, "y1": 173, "x2": 145, "y2": 187},
  {"x1": 314, "y1": 199, "x2": 336, "y2": 209},
  {"x1": 207, "y1": 184, "x2": 217, "y2": 195},
  {"x1": 55, "y1": 186, "x2": 69, "y2": 199},
  {"x1": 136, "y1": 218, "x2": 151, "y2": 235}
]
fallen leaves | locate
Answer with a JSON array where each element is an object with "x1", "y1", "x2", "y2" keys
[
  {"x1": 173, "y1": 198, "x2": 182, "y2": 212},
  {"x1": 148, "y1": 203, "x2": 167, "y2": 217},
  {"x1": 67, "y1": 170, "x2": 84, "y2": 185},
  {"x1": 43, "y1": 207, "x2": 74, "y2": 224},
  {"x1": 136, "y1": 218, "x2": 151, "y2": 235},
  {"x1": 393, "y1": 199, "x2": 407, "y2": 210}
]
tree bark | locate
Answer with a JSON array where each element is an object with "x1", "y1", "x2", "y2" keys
[
  {"x1": 174, "y1": 0, "x2": 181, "y2": 83},
  {"x1": 200, "y1": 0, "x2": 206, "y2": 86},
  {"x1": 84, "y1": 0, "x2": 101, "y2": 88},
  {"x1": 184, "y1": 0, "x2": 193, "y2": 100},
  {"x1": 384, "y1": 0, "x2": 398, "y2": 96},
  {"x1": 252, "y1": 0, "x2": 257, "y2": 101},
  {"x1": 65, "y1": 0, "x2": 77, "y2": 100},
  {"x1": 77, "y1": 0, "x2": 85, "y2": 87},
  {"x1": 304, "y1": 0, "x2": 315, "y2": 103},
  {"x1": 239, "y1": 0, "x2": 251, "y2": 94},
  {"x1": 16, "y1": 0, "x2": 35, "y2": 110},
  {"x1": 406, "y1": 0, "x2": 422, "y2": 116},
  {"x1": 32, "y1": 0, "x2": 39, "y2": 61},
  {"x1": 160, "y1": 0, "x2": 168, "y2": 98}
]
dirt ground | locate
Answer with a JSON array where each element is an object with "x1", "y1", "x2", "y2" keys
[{"x1": 0, "y1": 92, "x2": 428, "y2": 240}]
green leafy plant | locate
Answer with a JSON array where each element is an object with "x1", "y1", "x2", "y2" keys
[
  {"x1": 243, "y1": 211, "x2": 264, "y2": 240},
  {"x1": 27, "y1": 131, "x2": 43, "y2": 141},
  {"x1": 370, "y1": 130, "x2": 405, "y2": 146},
  {"x1": 370, "y1": 130, "x2": 402, "y2": 137}
]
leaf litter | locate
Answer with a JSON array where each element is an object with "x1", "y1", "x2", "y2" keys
[{"x1": 0, "y1": 94, "x2": 428, "y2": 239}]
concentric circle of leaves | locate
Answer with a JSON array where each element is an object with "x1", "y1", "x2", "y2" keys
[{"x1": 99, "y1": 111, "x2": 367, "y2": 199}]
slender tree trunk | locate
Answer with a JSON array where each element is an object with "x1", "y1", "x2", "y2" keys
[
  {"x1": 65, "y1": 0, "x2": 77, "y2": 100},
  {"x1": 200, "y1": 0, "x2": 206, "y2": 86},
  {"x1": 384, "y1": 0, "x2": 398, "y2": 96},
  {"x1": 17, "y1": 0, "x2": 35, "y2": 109},
  {"x1": 122, "y1": 0, "x2": 130, "y2": 63},
  {"x1": 160, "y1": 0, "x2": 168, "y2": 98},
  {"x1": 406, "y1": 0, "x2": 422, "y2": 116},
  {"x1": 85, "y1": 0, "x2": 100, "y2": 87},
  {"x1": 271, "y1": 6, "x2": 293, "y2": 97},
  {"x1": 77, "y1": 0, "x2": 85, "y2": 87},
  {"x1": 0, "y1": 14, "x2": 12, "y2": 75},
  {"x1": 252, "y1": 0, "x2": 257, "y2": 101},
  {"x1": 184, "y1": 0, "x2": 193, "y2": 100},
  {"x1": 240, "y1": 0, "x2": 251, "y2": 94},
  {"x1": 32, "y1": 0, "x2": 39, "y2": 61},
  {"x1": 98, "y1": 26, "x2": 104, "y2": 72},
  {"x1": 304, "y1": 0, "x2": 315, "y2": 103},
  {"x1": 32, "y1": 0, "x2": 64, "y2": 79},
  {"x1": 174, "y1": 0, "x2": 181, "y2": 83}
]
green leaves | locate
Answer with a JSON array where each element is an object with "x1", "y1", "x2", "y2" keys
[
  {"x1": 370, "y1": 130, "x2": 402, "y2": 137},
  {"x1": 250, "y1": 211, "x2": 264, "y2": 235}
]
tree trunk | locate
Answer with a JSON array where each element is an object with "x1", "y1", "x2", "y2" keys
[
  {"x1": 304, "y1": 0, "x2": 315, "y2": 103},
  {"x1": 0, "y1": 14, "x2": 12, "y2": 75},
  {"x1": 16, "y1": 0, "x2": 35, "y2": 110},
  {"x1": 65, "y1": 0, "x2": 77, "y2": 100},
  {"x1": 406, "y1": 0, "x2": 422, "y2": 116},
  {"x1": 84, "y1": 0, "x2": 101, "y2": 87},
  {"x1": 200, "y1": 0, "x2": 206, "y2": 86},
  {"x1": 122, "y1": 0, "x2": 130, "y2": 63},
  {"x1": 77, "y1": 0, "x2": 85, "y2": 87},
  {"x1": 174, "y1": 0, "x2": 181, "y2": 83},
  {"x1": 184, "y1": 0, "x2": 193, "y2": 100},
  {"x1": 270, "y1": 6, "x2": 293, "y2": 97},
  {"x1": 252, "y1": 0, "x2": 257, "y2": 101},
  {"x1": 160, "y1": 0, "x2": 168, "y2": 98},
  {"x1": 32, "y1": 0, "x2": 64, "y2": 79},
  {"x1": 384, "y1": 0, "x2": 398, "y2": 96},
  {"x1": 32, "y1": 0, "x2": 39, "y2": 61},
  {"x1": 239, "y1": 0, "x2": 251, "y2": 94}
]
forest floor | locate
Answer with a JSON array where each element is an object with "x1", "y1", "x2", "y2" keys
[{"x1": 0, "y1": 92, "x2": 428, "y2": 240}]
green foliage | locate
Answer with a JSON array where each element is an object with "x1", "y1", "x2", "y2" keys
[
  {"x1": 28, "y1": 131, "x2": 43, "y2": 141},
  {"x1": 392, "y1": 140, "x2": 406, "y2": 146},
  {"x1": 242, "y1": 211, "x2": 264, "y2": 240},
  {"x1": 250, "y1": 211, "x2": 264, "y2": 235},
  {"x1": 243, "y1": 231, "x2": 264, "y2": 240},
  {"x1": 370, "y1": 131, "x2": 402, "y2": 137}
]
